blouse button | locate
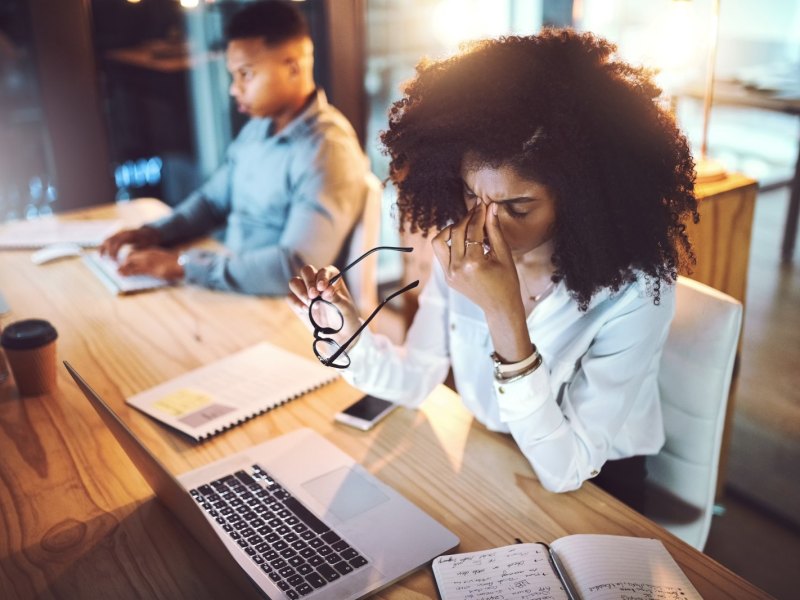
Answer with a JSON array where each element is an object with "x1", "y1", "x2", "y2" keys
[
  {"x1": 498, "y1": 386, "x2": 505, "y2": 394},
  {"x1": 590, "y1": 469, "x2": 599, "y2": 477},
  {"x1": 450, "y1": 323, "x2": 456, "y2": 331}
]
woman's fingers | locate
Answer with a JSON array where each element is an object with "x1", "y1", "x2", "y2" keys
[
  {"x1": 288, "y1": 275, "x2": 312, "y2": 306},
  {"x1": 292, "y1": 264, "x2": 350, "y2": 305},
  {"x1": 485, "y1": 202, "x2": 512, "y2": 263},
  {"x1": 298, "y1": 265, "x2": 319, "y2": 299},
  {"x1": 465, "y1": 203, "x2": 486, "y2": 254},
  {"x1": 431, "y1": 226, "x2": 452, "y2": 274},
  {"x1": 448, "y1": 209, "x2": 469, "y2": 262},
  {"x1": 315, "y1": 265, "x2": 342, "y2": 300}
]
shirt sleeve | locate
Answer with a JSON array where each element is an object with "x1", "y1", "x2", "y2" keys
[
  {"x1": 494, "y1": 284, "x2": 675, "y2": 493},
  {"x1": 181, "y1": 132, "x2": 367, "y2": 296},
  {"x1": 340, "y1": 259, "x2": 452, "y2": 406},
  {"x1": 149, "y1": 151, "x2": 234, "y2": 246}
]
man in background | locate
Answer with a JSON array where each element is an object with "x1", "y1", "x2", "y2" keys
[{"x1": 101, "y1": 0, "x2": 368, "y2": 295}]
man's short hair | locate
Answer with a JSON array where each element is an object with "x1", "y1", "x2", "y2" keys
[{"x1": 226, "y1": 0, "x2": 309, "y2": 47}]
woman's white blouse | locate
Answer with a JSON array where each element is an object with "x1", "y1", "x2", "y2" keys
[{"x1": 342, "y1": 260, "x2": 674, "y2": 493}]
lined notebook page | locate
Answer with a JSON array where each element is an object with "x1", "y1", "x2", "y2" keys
[
  {"x1": 127, "y1": 342, "x2": 337, "y2": 440},
  {"x1": 550, "y1": 535, "x2": 702, "y2": 600},
  {"x1": 432, "y1": 544, "x2": 569, "y2": 600}
]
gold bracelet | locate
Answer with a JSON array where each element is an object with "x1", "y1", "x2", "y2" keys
[
  {"x1": 494, "y1": 353, "x2": 543, "y2": 383},
  {"x1": 491, "y1": 344, "x2": 539, "y2": 378}
]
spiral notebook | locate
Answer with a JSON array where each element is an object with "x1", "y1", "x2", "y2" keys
[{"x1": 126, "y1": 342, "x2": 337, "y2": 441}]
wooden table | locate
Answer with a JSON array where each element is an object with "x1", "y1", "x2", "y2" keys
[{"x1": 0, "y1": 200, "x2": 771, "y2": 599}]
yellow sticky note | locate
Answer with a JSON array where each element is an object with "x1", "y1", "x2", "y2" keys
[{"x1": 153, "y1": 389, "x2": 212, "y2": 417}]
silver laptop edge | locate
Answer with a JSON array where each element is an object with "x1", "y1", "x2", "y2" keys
[
  {"x1": 65, "y1": 362, "x2": 267, "y2": 599},
  {"x1": 65, "y1": 362, "x2": 459, "y2": 599}
]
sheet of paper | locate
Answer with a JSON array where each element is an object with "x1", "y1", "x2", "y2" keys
[
  {"x1": 433, "y1": 544, "x2": 569, "y2": 600},
  {"x1": 0, "y1": 218, "x2": 121, "y2": 248},
  {"x1": 551, "y1": 535, "x2": 702, "y2": 600}
]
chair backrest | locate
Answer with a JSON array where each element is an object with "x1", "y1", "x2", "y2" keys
[
  {"x1": 343, "y1": 171, "x2": 382, "y2": 315},
  {"x1": 645, "y1": 276, "x2": 742, "y2": 550}
]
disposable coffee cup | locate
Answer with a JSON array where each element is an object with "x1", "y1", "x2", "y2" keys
[{"x1": 0, "y1": 319, "x2": 58, "y2": 396}]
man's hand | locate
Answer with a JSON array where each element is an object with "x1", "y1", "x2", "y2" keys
[
  {"x1": 99, "y1": 226, "x2": 160, "y2": 259},
  {"x1": 117, "y1": 249, "x2": 184, "y2": 281}
]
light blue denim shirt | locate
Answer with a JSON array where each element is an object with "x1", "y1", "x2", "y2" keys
[{"x1": 150, "y1": 89, "x2": 368, "y2": 295}]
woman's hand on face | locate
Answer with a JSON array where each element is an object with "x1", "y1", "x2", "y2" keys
[
  {"x1": 287, "y1": 264, "x2": 361, "y2": 345},
  {"x1": 431, "y1": 202, "x2": 522, "y2": 316}
]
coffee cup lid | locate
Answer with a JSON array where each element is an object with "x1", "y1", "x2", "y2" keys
[{"x1": 1, "y1": 319, "x2": 58, "y2": 350}]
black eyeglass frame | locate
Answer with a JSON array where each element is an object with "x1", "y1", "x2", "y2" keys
[{"x1": 309, "y1": 246, "x2": 419, "y2": 368}]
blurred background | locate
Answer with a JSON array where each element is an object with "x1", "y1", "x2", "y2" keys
[{"x1": 1, "y1": 1, "x2": 798, "y2": 596}]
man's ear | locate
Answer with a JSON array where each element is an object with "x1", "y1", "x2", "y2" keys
[{"x1": 286, "y1": 57, "x2": 300, "y2": 77}]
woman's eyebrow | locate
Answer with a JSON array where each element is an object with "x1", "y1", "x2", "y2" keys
[
  {"x1": 462, "y1": 180, "x2": 537, "y2": 204},
  {"x1": 494, "y1": 197, "x2": 537, "y2": 205}
]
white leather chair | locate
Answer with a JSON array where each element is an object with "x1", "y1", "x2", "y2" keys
[
  {"x1": 342, "y1": 171, "x2": 382, "y2": 315},
  {"x1": 645, "y1": 276, "x2": 742, "y2": 551}
]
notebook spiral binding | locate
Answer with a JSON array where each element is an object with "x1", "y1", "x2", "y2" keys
[{"x1": 198, "y1": 378, "x2": 334, "y2": 441}]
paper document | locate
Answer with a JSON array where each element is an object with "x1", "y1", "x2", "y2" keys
[{"x1": 0, "y1": 218, "x2": 121, "y2": 249}]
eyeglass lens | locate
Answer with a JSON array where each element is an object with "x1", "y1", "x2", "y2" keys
[
  {"x1": 313, "y1": 338, "x2": 350, "y2": 368},
  {"x1": 309, "y1": 298, "x2": 344, "y2": 333}
]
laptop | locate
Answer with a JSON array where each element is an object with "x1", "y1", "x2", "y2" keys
[{"x1": 65, "y1": 363, "x2": 459, "y2": 600}]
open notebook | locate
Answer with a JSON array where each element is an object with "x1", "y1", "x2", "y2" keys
[
  {"x1": 432, "y1": 534, "x2": 702, "y2": 600},
  {"x1": 126, "y1": 342, "x2": 338, "y2": 441},
  {"x1": 82, "y1": 251, "x2": 170, "y2": 295}
]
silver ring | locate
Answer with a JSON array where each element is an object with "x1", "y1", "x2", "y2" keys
[{"x1": 464, "y1": 240, "x2": 483, "y2": 248}]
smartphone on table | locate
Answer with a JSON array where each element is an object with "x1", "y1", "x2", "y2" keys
[{"x1": 334, "y1": 395, "x2": 398, "y2": 431}]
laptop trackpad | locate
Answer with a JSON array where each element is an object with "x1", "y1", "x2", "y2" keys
[{"x1": 301, "y1": 466, "x2": 389, "y2": 522}]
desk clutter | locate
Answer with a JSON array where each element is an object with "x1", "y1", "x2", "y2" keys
[{"x1": 0, "y1": 199, "x2": 770, "y2": 598}]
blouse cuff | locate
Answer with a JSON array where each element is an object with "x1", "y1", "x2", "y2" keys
[
  {"x1": 339, "y1": 327, "x2": 376, "y2": 387},
  {"x1": 493, "y1": 365, "x2": 553, "y2": 423}
]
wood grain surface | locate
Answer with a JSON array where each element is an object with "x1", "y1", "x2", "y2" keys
[{"x1": 0, "y1": 199, "x2": 771, "y2": 599}]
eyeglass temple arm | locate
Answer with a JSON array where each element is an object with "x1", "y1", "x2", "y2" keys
[
  {"x1": 325, "y1": 279, "x2": 420, "y2": 365},
  {"x1": 328, "y1": 246, "x2": 413, "y2": 285}
]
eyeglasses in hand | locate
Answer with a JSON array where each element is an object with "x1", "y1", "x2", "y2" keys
[{"x1": 310, "y1": 246, "x2": 419, "y2": 368}]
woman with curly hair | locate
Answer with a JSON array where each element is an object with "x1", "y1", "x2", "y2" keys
[{"x1": 288, "y1": 29, "x2": 698, "y2": 510}]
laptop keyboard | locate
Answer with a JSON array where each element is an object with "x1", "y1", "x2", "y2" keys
[{"x1": 190, "y1": 464, "x2": 368, "y2": 598}]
